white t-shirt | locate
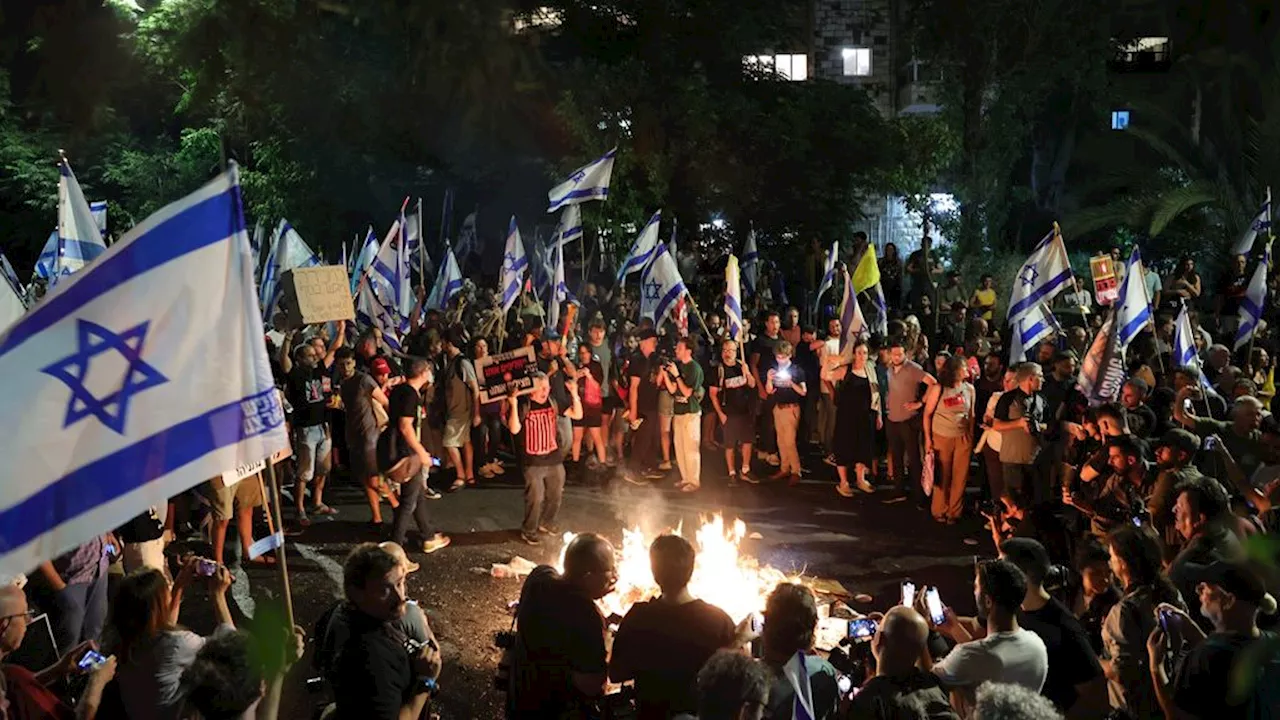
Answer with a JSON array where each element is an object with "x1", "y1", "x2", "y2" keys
[{"x1": 932, "y1": 628, "x2": 1048, "y2": 695}]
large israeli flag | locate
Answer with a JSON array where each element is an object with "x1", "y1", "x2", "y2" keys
[
  {"x1": 838, "y1": 269, "x2": 869, "y2": 354},
  {"x1": 725, "y1": 254, "x2": 744, "y2": 343},
  {"x1": 547, "y1": 147, "x2": 616, "y2": 213},
  {"x1": 366, "y1": 218, "x2": 412, "y2": 327},
  {"x1": 1009, "y1": 304, "x2": 1060, "y2": 362},
  {"x1": 356, "y1": 276, "x2": 402, "y2": 352},
  {"x1": 34, "y1": 231, "x2": 59, "y2": 281},
  {"x1": 351, "y1": 227, "x2": 378, "y2": 295},
  {"x1": 52, "y1": 161, "x2": 108, "y2": 286},
  {"x1": 0, "y1": 166, "x2": 288, "y2": 579},
  {"x1": 89, "y1": 201, "x2": 107, "y2": 235},
  {"x1": 1115, "y1": 248, "x2": 1153, "y2": 351},
  {"x1": 814, "y1": 241, "x2": 837, "y2": 315},
  {"x1": 1007, "y1": 223, "x2": 1073, "y2": 324},
  {"x1": 617, "y1": 210, "x2": 662, "y2": 285},
  {"x1": 555, "y1": 205, "x2": 583, "y2": 247},
  {"x1": 425, "y1": 245, "x2": 463, "y2": 312},
  {"x1": 640, "y1": 241, "x2": 687, "y2": 325},
  {"x1": 259, "y1": 220, "x2": 321, "y2": 321},
  {"x1": 501, "y1": 217, "x2": 528, "y2": 313},
  {"x1": 1234, "y1": 242, "x2": 1270, "y2": 350},
  {"x1": 547, "y1": 239, "x2": 575, "y2": 330},
  {"x1": 1232, "y1": 192, "x2": 1271, "y2": 257},
  {"x1": 741, "y1": 229, "x2": 759, "y2": 294}
]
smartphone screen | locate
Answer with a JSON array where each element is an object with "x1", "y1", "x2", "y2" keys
[
  {"x1": 848, "y1": 618, "x2": 877, "y2": 640},
  {"x1": 901, "y1": 581, "x2": 915, "y2": 608},
  {"x1": 925, "y1": 587, "x2": 945, "y2": 625},
  {"x1": 197, "y1": 559, "x2": 217, "y2": 577},
  {"x1": 77, "y1": 649, "x2": 106, "y2": 670}
]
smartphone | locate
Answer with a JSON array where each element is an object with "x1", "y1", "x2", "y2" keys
[
  {"x1": 925, "y1": 587, "x2": 946, "y2": 626},
  {"x1": 750, "y1": 612, "x2": 764, "y2": 635},
  {"x1": 848, "y1": 617, "x2": 878, "y2": 641},
  {"x1": 776, "y1": 369, "x2": 791, "y2": 382},
  {"x1": 1203, "y1": 436, "x2": 1219, "y2": 451},
  {"x1": 836, "y1": 675, "x2": 853, "y2": 694},
  {"x1": 430, "y1": 456, "x2": 442, "y2": 467},
  {"x1": 901, "y1": 581, "x2": 916, "y2": 608},
  {"x1": 77, "y1": 649, "x2": 107, "y2": 670},
  {"x1": 196, "y1": 558, "x2": 217, "y2": 577}
]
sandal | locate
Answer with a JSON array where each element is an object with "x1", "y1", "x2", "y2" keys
[
  {"x1": 313, "y1": 504, "x2": 338, "y2": 516},
  {"x1": 679, "y1": 483, "x2": 701, "y2": 493},
  {"x1": 448, "y1": 478, "x2": 466, "y2": 492},
  {"x1": 466, "y1": 476, "x2": 477, "y2": 486}
]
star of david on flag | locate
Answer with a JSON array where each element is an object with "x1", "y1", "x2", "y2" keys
[
  {"x1": 0, "y1": 164, "x2": 288, "y2": 580},
  {"x1": 1008, "y1": 223, "x2": 1072, "y2": 325},
  {"x1": 639, "y1": 241, "x2": 686, "y2": 324}
]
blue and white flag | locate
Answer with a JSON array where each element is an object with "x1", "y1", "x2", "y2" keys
[
  {"x1": 639, "y1": 241, "x2": 687, "y2": 325},
  {"x1": 52, "y1": 160, "x2": 108, "y2": 286},
  {"x1": 741, "y1": 229, "x2": 759, "y2": 294},
  {"x1": 1115, "y1": 248, "x2": 1153, "y2": 351},
  {"x1": 1232, "y1": 191, "x2": 1271, "y2": 257},
  {"x1": 814, "y1": 241, "x2": 837, "y2": 315},
  {"x1": 365, "y1": 219, "x2": 412, "y2": 329},
  {"x1": 1008, "y1": 223, "x2": 1072, "y2": 324},
  {"x1": 1077, "y1": 316, "x2": 1125, "y2": 405},
  {"x1": 89, "y1": 201, "x2": 107, "y2": 235},
  {"x1": 34, "y1": 231, "x2": 59, "y2": 281},
  {"x1": 0, "y1": 252, "x2": 20, "y2": 291},
  {"x1": 617, "y1": 210, "x2": 662, "y2": 285},
  {"x1": 555, "y1": 205, "x2": 582, "y2": 248},
  {"x1": 0, "y1": 165, "x2": 288, "y2": 579},
  {"x1": 356, "y1": 277, "x2": 402, "y2": 353},
  {"x1": 425, "y1": 245, "x2": 463, "y2": 312},
  {"x1": 1009, "y1": 304, "x2": 1060, "y2": 362},
  {"x1": 1171, "y1": 301, "x2": 1222, "y2": 401},
  {"x1": 259, "y1": 220, "x2": 321, "y2": 321},
  {"x1": 838, "y1": 269, "x2": 869, "y2": 354},
  {"x1": 725, "y1": 255, "x2": 745, "y2": 343},
  {"x1": 351, "y1": 227, "x2": 378, "y2": 295},
  {"x1": 547, "y1": 147, "x2": 616, "y2": 213},
  {"x1": 249, "y1": 221, "x2": 265, "y2": 285},
  {"x1": 547, "y1": 239, "x2": 575, "y2": 330},
  {"x1": 501, "y1": 216, "x2": 528, "y2": 313},
  {"x1": 1234, "y1": 242, "x2": 1270, "y2": 350},
  {"x1": 869, "y1": 283, "x2": 888, "y2": 335},
  {"x1": 782, "y1": 651, "x2": 816, "y2": 720}
]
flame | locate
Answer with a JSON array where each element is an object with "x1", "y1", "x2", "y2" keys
[{"x1": 558, "y1": 514, "x2": 798, "y2": 622}]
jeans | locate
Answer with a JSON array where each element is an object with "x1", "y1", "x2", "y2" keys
[
  {"x1": 38, "y1": 565, "x2": 109, "y2": 653},
  {"x1": 391, "y1": 468, "x2": 436, "y2": 545},
  {"x1": 672, "y1": 413, "x2": 702, "y2": 487},
  {"x1": 888, "y1": 416, "x2": 925, "y2": 503},
  {"x1": 556, "y1": 416, "x2": 573, "y2": 462},
  {"x1": 522, "y1": 463, "x2": 565, "y2": 536}
]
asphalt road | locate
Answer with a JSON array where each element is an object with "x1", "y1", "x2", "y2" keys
[{"x1": 194, "y1": 451, "x2": 992, "y2": 719}]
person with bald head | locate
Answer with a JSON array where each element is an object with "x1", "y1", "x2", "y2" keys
[
  {"x1": 509, "y1": 534, "x2": 618, "y2": 719},
  {"x1": 850, "y1": 606, "x2": 958, "y2": 719}
]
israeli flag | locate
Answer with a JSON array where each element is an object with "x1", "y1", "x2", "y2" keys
[
  {"x1": 356, "y1": 277, "x2": 402, "y2": 352},
  {"x1": 1234, "y1": 242, "x2": 1270, "y2": 351},
  {"x1": 617, "y1": 210, "x2": 662, "y2": 285},
  {"x1": 782, "y1": 651, "x2": 816, "y2": 720},
  {"x1": 34, "y1": 231, "x2": 59, "y2": 281},
  {"x1": 425, "y1": 245, "x2": 463, "y2": 312},
  {"x1": 351, "y1": 227, "x2": 379, "y2": 295},
  {"x1": 1171, "y1": 302, "x2": 1222, "y2": 402},
  {"x1": 547, "y1": 147, "x2": 616, "y2": 213},
  {"x1": 0, "y1": 270, "x2": 23, "y2": 334},
  {"x1": 838, "y1": 269, "x2": 869, "y2": 354},
  {"x1": 741, "y1": 229, "x2": 759, "y2": 294},
  {"x1": 814, "y1": 241, "x2": 837, "y2": 316},
  {"x1": 548, "y1": 240, "x2": 575, "y2": 330},
  {"x1": 501, "y1": 217, "x2": 528, "y2": 313},
  {"x1": 1007, "y1": 223, "x2": 1073, "y2": 324},
  {"x1": 1009, "y1": 304, "x2": 1060, "y2": 361},
  {"x1": 259, "y1": 220, "x2": 321, "y2": 321},
  {"x1": 0, "y1": 165, "x2": 288, "y2": 579},
  {"x1": 1115, "y1": 248, "x2": 1153, "y2": 351},
  {"x1": 249, "y1": 221, "x2": 265, "y2": 285},
  {"x1": 870, "y1": 283, "x2": 889, "y2": 334},
  {"x1": 555, "y1": 205, "x2": 583, "y2": 247},
  {"x1": 725, "y1": 254, "x2": 745, "y2": 343},
  {"x1": 89, "y1": 201, "x2": 108, "y2": 235},
  {"x1": 640, "y1": 241, "x2": 687, "y2": 325},
  {"x1": 366, "y1": 219, "x2": 413, "y2": 328},
  {"x1": 0, "y1": 252, "x2": 20, "y2": 291},
  {"x1": 53, "y1": 160, "x2": 108, "y2": 285},
  {"x1": 1232, "y1": 192, "x2": 1271, "y2": 257}
]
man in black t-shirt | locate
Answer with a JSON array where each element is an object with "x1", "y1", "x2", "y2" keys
[
  {"x1": 710, "y1": 338, "x2": 757, "y2": 485},
  {"x1": 749, "y1": 312, "x2": 782, "y2": 461},
  {"x1": 281, "y1": 325, "x2": 343, "y2": 526},
  {"x1": 766, "y1": 341, "x2": 808, "y2": 483},
  {"x1": 511, "y1": 534, "x2": 618, "y2": 719},
  {"x1": 610, "y1": 535, "x2": 736, "y2": 720},
  {"x1": 1000, "y1": 538, "x2": 1105, "y2": 715},
  {"x1": 627, "y1": 329, "x2": 664, "y2": 479},
  {"x1": 504, "y1": 372, "x2": 582, "y2": 545},
  {"x1": 386, "y1": 358, "x2": 450, "y2": 555}
]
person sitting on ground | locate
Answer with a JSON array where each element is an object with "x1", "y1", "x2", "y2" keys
[
  {"x1": 0, "y1": 585, "x2": 116, "y2": 720},
  {"x1": 759, "y1": 583, "x2": 839, "y2": 720},
  {"x1": 850, "y1": 606, "x2": 958, "y2": 719},
  {"x1": 610, "y1": 535, "x2": 737, "y2": 719},
  {"x1": 675, "y1": 650, "x2": 770, "y2": 720},
  {"x1": 509, "y1": 534, "x2": 617, "y2": 719}
]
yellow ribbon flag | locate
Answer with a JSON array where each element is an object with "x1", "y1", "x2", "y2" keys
[{"x1": 851, "y1": 245, "x2": 881, "y2": 294}]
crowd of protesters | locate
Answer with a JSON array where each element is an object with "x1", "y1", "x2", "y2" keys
[{"x1": 4, "y1": 231, "x2": 1280, "y2": 719}]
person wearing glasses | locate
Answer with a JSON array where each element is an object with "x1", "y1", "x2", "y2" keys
[{"x1": 0, "y1": 585, "x2": 116, "y2": 719}]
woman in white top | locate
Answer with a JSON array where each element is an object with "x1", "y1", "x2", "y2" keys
[
  {"x1": 979, "y1": 370, "x2": 1017, "y2": 506},
  {"x1": 923, "y1": 354, "x2": 976, "y2": 523}
]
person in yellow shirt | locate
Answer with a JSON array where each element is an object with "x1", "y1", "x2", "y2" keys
[{"x1": 970, "y1": 274, "x2": 998, "y2": 321}]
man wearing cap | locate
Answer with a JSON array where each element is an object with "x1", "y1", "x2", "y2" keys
[
  {"x1": 1147, "y1": 429, "x2": 1204, "y2": 552},
  {"x1": 1149, "y1": 560, "x2": 1280, "y2": 719},
  {"x1": 627, "y1": 328, "x2": 664, "y2": 480}
]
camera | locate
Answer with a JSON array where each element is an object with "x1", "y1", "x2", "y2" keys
[
  {"x1": 403, "y1": 637, "x2": 441, "y2": 696},
  {"x1": 827, "y1": 636, "x2": 875, "y2": 691},
  {"x1": 494, "y1": 631, "x2": 518, "y2": 693}
]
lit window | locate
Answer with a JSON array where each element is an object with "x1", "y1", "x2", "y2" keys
[
  {"x1": 1111, "y1": 110, "x2": 1130, "y2": 130},
  {"x1": 842, "y1": 47, "x2": 872, "y2": 77},
  {"x1": 743, "y1": 54, "x2": 808, "y2": 81}
]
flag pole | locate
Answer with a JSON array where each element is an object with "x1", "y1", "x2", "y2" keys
[{"x1": 417, "y1": 198, "x2": 425, "y2": 287}]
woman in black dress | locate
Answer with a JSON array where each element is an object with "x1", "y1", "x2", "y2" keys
[{"x1": 827, "y1": 340, "x2": 881, "y2": 497}]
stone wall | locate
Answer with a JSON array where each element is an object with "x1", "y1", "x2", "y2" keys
[{"x1": 812, "y1": 0, "x2": 896, "y2": 117}]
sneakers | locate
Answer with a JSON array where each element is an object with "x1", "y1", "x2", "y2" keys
[
  {"x1": 424, "y1": 487, "x2": 443, "y2": 500},
  {"x1": 658, "y1": 460, "x2": 673, "y2": 471},
  {"x1": 422, "y1": 534, "x2": 451, "y2": 554}
]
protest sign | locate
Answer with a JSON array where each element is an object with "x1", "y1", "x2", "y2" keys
[
  {"x1": 1090, "y1": 255, "x2": 1119, "y2": 306},
  {"x1": 476, "y1": 346, "x2": 538, "y2": 403},
  {"x1": 279, "y1": 266, "x2": 354, "y2": 328},
  {"x1": 221, "y1": 447, "x2": 293, "y2": 487}
]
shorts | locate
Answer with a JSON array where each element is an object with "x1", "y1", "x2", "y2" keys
[
  {"x1": 203, "y1": 474, "x2": 265, "y2": 521},
  {"x1": 348, "y1": 434, "x2": 379, "y2": 480},
  {"x1": 443, "y1": 416, "x2": 470, "y2": 448},
  {"x1": 722, "y1": 414, "x2": 754, "y2": 446},
  {"x1": 293, "y1": 424, "x2": 332, "y2": 482},
  {"x1": 574, "y1": 406, "x2": 604, "y2": 428}
]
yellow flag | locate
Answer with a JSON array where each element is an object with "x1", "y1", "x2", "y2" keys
[{"x1": 851, "y1": 245, "x2": 881, "y2": 293}]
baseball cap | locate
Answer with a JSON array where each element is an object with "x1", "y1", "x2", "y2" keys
[
  {"x1": 541, "y1": 327, "x2": 562, "y2": 341},
  {"x1": 370, "y1": 357, "x2": 391, "y2": 376},
  {"x1": 1187, "y1": 560, "x2": 1268, "y2": 606},
  {"x1": 636, "y1": 328, "x2": 658, "y2": 341},
  {"x1": 378, "y1": 541, "x2": 420, "y2": 574},
  {"x1": 1156, "y1": 428, "x2": 1199, "y2": 456}
]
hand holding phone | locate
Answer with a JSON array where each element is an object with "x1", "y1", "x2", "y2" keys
[
  {"x1": 847, "y1": 617, "x2": 878, "y2": 641},
  {"x1": 924, "y1": 587, "x2": 946, "y2": 626},
  {"x1": 901, "y1": 581, "x2": 915, "y2": 608},
  {"x1": 196, "y1": 558, "x2": 217, "y2": 577},
  {"x1": 77, "y1": 649, "x2": 108, "y2": 671}
]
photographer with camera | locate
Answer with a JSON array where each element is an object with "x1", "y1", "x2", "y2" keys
[
  {"x1": 508, "y1": 533, "x2": 617, "y2": 720},
  {"x1": 329, "y1": 543, "x2": 441, "y2": 720},
  {"x1": 1061, "y1": 435, "x2": 1152, "y2": 539},
  {"x1": 848, "y1": 606, "x2": 957, "y2": 720},
  {"x1": 657, "y1": 337, "x2": 706, "y2": 492}
]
